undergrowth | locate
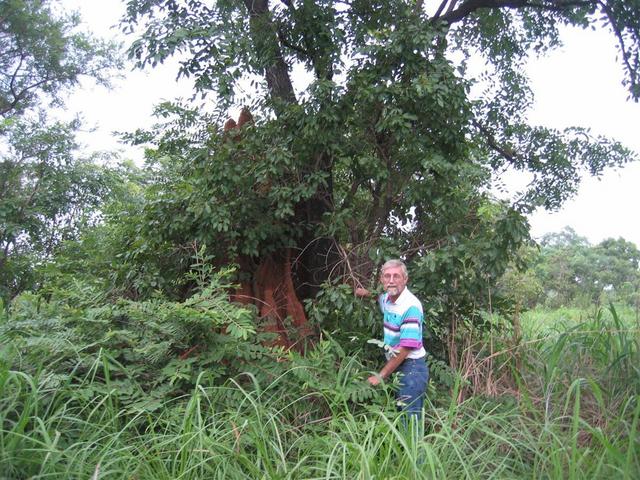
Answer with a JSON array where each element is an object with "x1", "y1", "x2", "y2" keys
[{"x1": 0, "y1": 278, "x2": 638, "y2": 478}]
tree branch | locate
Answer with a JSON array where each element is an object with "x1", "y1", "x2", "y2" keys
[
  {"x1": 472, "y1": 118, "x2": 523, "y2": 165},
  {"x1": 598, "y1": 0, "x2": 638, "y2": 97},
  {"x1": 438, "y1": 0, "x2": 595, "y2": 25},
  {"x1": 242, "y1": 0, "x2": 297, "y2": 108},
  {"x1": 433, "y1": 0, "x2": 453, "y2": 19},
  {"x1": 277, "y1": 27, "x2": 310, "y2": 57}
]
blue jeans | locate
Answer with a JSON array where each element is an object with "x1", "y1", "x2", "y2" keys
[{"x1": 396, "y1": 357, "x2": 429, "y2": 420}]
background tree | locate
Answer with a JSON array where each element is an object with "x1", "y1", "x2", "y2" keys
[
  {"x1": 523, "y1": 227, "x2": 640, "y2": 308},
  {"x1": 0, "y1": 0, "x2": 122, "y2": 300},
  {"x1": 120, "y1": 0, "x2": 638, "y2": 348},
  {"x1": 594, "y1": 238, "x2": 640, "y2": 303},
  {"x1": 0, "y1": 0, "x2": 119, "y2": 116},
  {"x1": 0, "y1": 117, "x2": 119, "y2": 298},
  {"x1": 534, "y1": 227, "x2": 590, "y2": 307}
]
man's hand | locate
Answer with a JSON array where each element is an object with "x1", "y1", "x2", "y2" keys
[
  {"x1": 355, "y1": 287, "x2": 371, "y2": 298},
  {"x1": 368, "y1": 374, "x2": 382, "y2": 386}
]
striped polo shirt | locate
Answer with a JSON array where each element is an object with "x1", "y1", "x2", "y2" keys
[{"x1": 378, "y1": 287, "x2": 426, "y2": 360}]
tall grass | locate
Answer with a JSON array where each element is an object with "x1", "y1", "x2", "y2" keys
[{"x1": 1, "y1": 306, "x2": 638, "y2": 479}]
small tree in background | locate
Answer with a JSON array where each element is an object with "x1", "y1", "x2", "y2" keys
[
  {"x1": 511, "y1": 228, "x2": 640, "y2": 309},
  {"x1": 0, "y1": 0, "x2": 119, "y2": 115}
]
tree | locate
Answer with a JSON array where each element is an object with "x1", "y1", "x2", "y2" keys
[
  {"x1": 594, "y1": 238, "x2": 640, "y2": 290},
  {"x1": 0, "y1": 0, "x2": 122, "y2": 300},
  {"x1": 0, "y1": 0, "x2": 120, "y2": 116},
  {"x1": 121, "y1": 0, "x2": 639, "y2": 347},
  {"x1": 531, "y1": 228, "x2": 640, "y2": 307},
  {"x1": 0, "y1": 116, "x2": 122, "y2": 299},
  {"x1": 590, "y1": 238, "x2": 640, "y2": 306}
]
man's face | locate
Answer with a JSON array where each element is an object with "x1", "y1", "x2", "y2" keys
[{"x1": 380, "y1": 266, "x2": 407, "y2": 298}]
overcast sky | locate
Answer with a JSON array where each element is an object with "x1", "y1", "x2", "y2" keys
[
  {"x1": 62, "y1": 0, "x2": 639, "y2": 247},
  {"x1": 526, "y1": 28, "x2": 640, "y2": 246}
]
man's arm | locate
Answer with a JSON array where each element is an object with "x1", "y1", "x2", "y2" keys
[{"x1": 368, "y1": 347, "x2": 411, "y2": 386}]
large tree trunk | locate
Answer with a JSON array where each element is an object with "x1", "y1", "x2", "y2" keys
[
  {"x1": 243, "y1": 0, "x2": 296, "y2": 108},
  {"x1": 291, "y1": 152, "x2": 338, "y2": 301},
  {"x1": 233, "y1": 2, "x2": 338, "y2": 348}
]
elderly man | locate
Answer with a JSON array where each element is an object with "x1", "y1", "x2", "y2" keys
[{"x1": 356, "y1": 259, "x2": 429, "y2": 419}]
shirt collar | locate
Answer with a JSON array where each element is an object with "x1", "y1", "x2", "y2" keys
[{"x1": 386, "y1": 287, "x2": 410, "y2": 305}]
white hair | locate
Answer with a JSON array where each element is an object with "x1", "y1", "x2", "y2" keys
[{"x1": 380, "y1": 259, "x2": 408, "y2": 278}]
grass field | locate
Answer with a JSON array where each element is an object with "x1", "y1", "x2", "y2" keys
[{"x1": 1, "y1": 305, "x2": 638, "y2": 479}]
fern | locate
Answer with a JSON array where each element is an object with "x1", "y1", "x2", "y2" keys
[{"x1": 1, "y1": 266, "x2": 266, "y2": 407}]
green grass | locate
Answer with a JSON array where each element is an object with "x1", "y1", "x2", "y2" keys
[
  {"x1": 1, "y1": 305, "x2": 639, "y2": 479},
  {"x1": 521, "y1": 304, "x2": 638, "y2": 337},
  {"x1": 1, "y1": 369, "x2": 638, "y2": 478}
]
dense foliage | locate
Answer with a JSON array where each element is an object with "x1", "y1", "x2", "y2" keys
[
  {"x1": 0, "y1": 0, "x2": 122, "y2": 300},
  {"x1": 498, "y1": 227, "x2": 640, "y2": 311},
  {"x1": 1, "y1": 2, "x2": 639, "y2": 477},
  {"x1": 116, "y1": 0, "x2": 638, "y2": 348}
]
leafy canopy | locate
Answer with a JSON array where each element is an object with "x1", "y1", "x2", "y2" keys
[
  {"x1": 117, "y1": 1, "x2": 639, "y2": 334},
  {"x1": 0, "y1": 0, "x2": 121, "y2": 116},
  {"x1": 0, "y1": 1, "x2": 123, "y2": 300}
]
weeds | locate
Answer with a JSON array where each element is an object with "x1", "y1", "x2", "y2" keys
[{"x1": 1, "y1": 295, "x2": 638, "y2": 478}]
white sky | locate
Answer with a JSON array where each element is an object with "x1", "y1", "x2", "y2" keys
[
  {"x1": 61, "y1": 0, "x2": 640, "y2": 248},
  {"x1": 526, "y1": 27, "x2": 640, "y2": 247}
]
